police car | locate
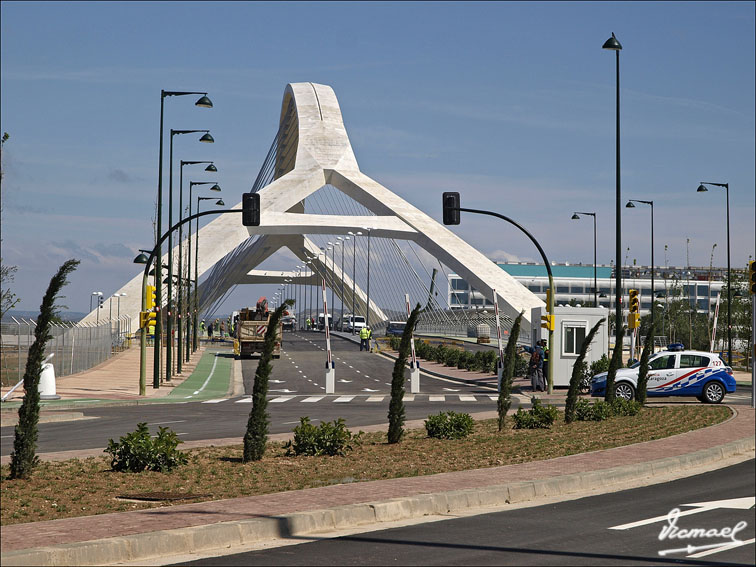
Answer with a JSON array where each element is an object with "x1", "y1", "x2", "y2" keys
[{"x1": 590, "y1": 344, "x2": 736, "y2": 403}]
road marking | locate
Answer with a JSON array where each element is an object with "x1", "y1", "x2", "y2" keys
[
  {"x1": 234, "y1": 397, "x2": 253, "y2": 403},
  {"x1": 270, "y1": 396, "x2": 296, "y2": 403},
  {"x1": 302, "y1": 396, "x2": 324, "y2": 402},
  {"x1": 404, "y1": 395, "x2": 415, "y2": 402},
  {"x1": 429, "y1": 395, "x2": 445, "y2": 402},
  {"x1": 458, "y1": 395, "x2": 476, "y2": 401},
  {"x1": 610, "y1": 497, "x2": 756, "y2": 530},
  {"x1": 148, "y1": 420, "x2": 187, "y2": 425},
  {"x1": 687, "y1": 538, "x2": 755, "y2": 558},
  {"x1": 366, "y1": 396, "x2": 384, "y2": 402},
  {"x1": 334, "y1": 396, "x2": 355, "y2": 403},
  {"x1": 193, "y1": 353, "x2": 220, "y2": 395}
]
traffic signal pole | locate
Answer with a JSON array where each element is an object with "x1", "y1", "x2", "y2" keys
[
  {"x1": 441, "y1": 193, "x2": 555, "y2": 393},
  {"x1": 138, "y1": 208, "x2": 244, "y2": 394}
]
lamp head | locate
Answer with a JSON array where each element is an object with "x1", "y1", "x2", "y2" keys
[
  {"x1": 215, "y1": 199, "x2": 224, "y2": 206},
  {"x1": 626, "y1": 201, "x2": 635, "y2": 208},
  {"x1": 205, "y1": 164, "x2": 217, "y2": 172},
  {"x1": 210, "y1": 184, "x2": 221, "y2": 192},
  {"x1": 697, "y1": 184, "x2": 708, "y2": 193},
  {"x1": 571, "y1": 213, "x2": 580, "y2": 220},
  {"x1": 133, "y1": 253, "x2": 149, "y2": 264},
  {"x1": 602, "y1": 32, "x2": 622, "y2": 50},
  {"x1": 194, "y1": 95, "x2": 213, "y2": 108},
  {"x1": 199, "y1": 133, "x2": 214, "y2": 143}
]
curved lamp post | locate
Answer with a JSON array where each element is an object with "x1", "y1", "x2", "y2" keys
[
  {"x1": 697, "y1": 182, "x2": 731, "y2": 366},
  {"x1": 571, "y1": 212, "x2": 597, "y2": 306},
  {"x1": 603, "y1": 32, "x2": 623, "y2": 342},
  {"x1": 154, "y1": 91, "x2": 212, "y2": 393},
  {"x1": 348, "y1": 231, "x2": 362, "y2": 333},
  {"x1": 194, "y1": 195, "x2": 224, "y2": 342},
  {"x1": 626, "y1": 199, "x2": 655, "y2": 337}
]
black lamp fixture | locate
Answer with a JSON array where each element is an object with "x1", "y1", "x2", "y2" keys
[
  {"x1": 133, "y1": 252, "x2": 149, "y2": 264},
  {"x1": 194, "y1": 95, "x2": 213, "y2": 108},
  {"x1": 216, "y1": 199, "x2": 225, "y2": 206}
]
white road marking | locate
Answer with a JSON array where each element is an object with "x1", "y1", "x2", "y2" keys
[
  {"x1": 366, "y1": 396, "x2": 384, "y2": 402},
  {"x1": 489, "y1": 395, "x2": 499, "y2": 401},
  {"x1": 235, "y1": 398, "x2": 253, "y2": 403},
  {"x1": 302, "y1": 396, "x2": 325, "y2": 402},
  {"x1": 459, "y1": 395, "x2": 477, "y2": 402},
  {"x1": 429, "y1": 396, "x2": 445, "y2": 402},
  {"x1": 334, "y1": 396, "x2": 355, "y2": 403},
  {"x1": 201, "y1": 398, "x2": 227, "y2": 404},
  {"x1": 193, "y1": 353, "x2": 220, "y2": 395},
  {"x1": 404, "y1": 395, "x2": 415, "y2": 402},
  {"x1": 270, "y1": 396, "x2": 296, "y2": 403},
  {"x1": 148, "y1": 420, "x2": 187, "y2": 425}
]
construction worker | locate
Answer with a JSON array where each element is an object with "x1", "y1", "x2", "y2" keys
[
  {"x1": 200, "y1": 320, "x2": 206, "y2": 336},
  {"x1": 359, "y1": 326, "x2": 372, "y2": 352}
]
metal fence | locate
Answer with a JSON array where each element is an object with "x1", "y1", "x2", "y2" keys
[{"x1": 0, "y1": 316, "x2": 133, "y2": 388}]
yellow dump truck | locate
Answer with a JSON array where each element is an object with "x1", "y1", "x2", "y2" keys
[{"x1": 235, "y1": 306, "x2": 282, "y2": 358}]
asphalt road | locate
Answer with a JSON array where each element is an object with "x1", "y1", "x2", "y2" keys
[
  {"x1": 175, "y1": 459, "x2": 756, "y2": 566},
  {"x1": 0, "y1": 333, "x2": 502, "y2": 455}
]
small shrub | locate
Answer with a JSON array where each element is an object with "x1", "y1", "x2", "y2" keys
[
  {"x1": 444, "y1": 349, "x2": 460, "y2": 367},
  {"x1": 105, "y1": 422, "x2": 188, "y2": 473},
  {"x1": 610, "y1": 397, "x2": 642, "y2": 416},
  {"x1": 590, "y1": 354, "x2": 610, "y2": 376},
  {"x1": 512, "y1": 398, "x2": 559, "y2": 429},
  {"x1": 574, "y1": 399, "x2": 595, "y2": 421},
  {"x1": 457, "y1": 350, "x2": 470, "y2": 369},
  {"x1": 573, "y1": 397, "x2": 641, "y2": 421},
  {"x1": 284, "y1": 417, "x2": 362, "y2": 456},
  {"x1": 434, "y1": 344, "x2": 449, "y2": 364},
  {"x1": 424, "y1": 411, "x2": 474, "y2": 439},
  {"x1": 389, "y1": 336, "x2": 400, "y2": 351}
]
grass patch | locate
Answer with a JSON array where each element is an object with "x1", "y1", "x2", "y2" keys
[{"x1": 0, "y1": 405, "x2": 730, "y2": 525}]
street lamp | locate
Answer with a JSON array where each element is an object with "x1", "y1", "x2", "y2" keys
[
  {"x1": 363, "y1": 227, "x2": 373, "y2": 327},
  {"x1": 154, "y1": 90, "x2": 212, "y2": 395},
  {"x1": 180, "y1": 163, "x2": 217, "y2": 359},
  {"x1": 189, "y1": 181, "x2": 220, "y2": 352},
  {"x1": 571, "y1": 212, "x2": 597, "y2": 306},
  {"x1": 697, "y1": 182, "x2": 732, "y2": 366},
  {"x1": 195, "y1": 195, "x2": 224, "y2": 337},
  {"x1": 168, "y1": 130, "x2": 214, "y2": 379},
  {"x1": 626, "y1": 199, "x2": 655, "y2": 337},
  {"x1": 338, "y1": 236, "x2": 350, "y2": 331},
  {"x1": 348, "y1": 231, "x2": 362, "y2": 333},
  {"x1": 603, "y1": 32, "x2": 623, "y2": 342}
]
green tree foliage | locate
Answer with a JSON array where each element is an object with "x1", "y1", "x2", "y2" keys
[
  {"x1": 243, "y1": 300, "x2": 292, "y2": 462},
  {"x1": 636, "y1": 321, "x2": 658, "y2": 404},
  {"x1": 387, "y1": 303, "x2": 422, "y2": 444},
  {"x1": 604, "y1": 326, "x2": 624, "y2": 403},
  {"x1": 565, "y1": 318, "x2": 605, "y2": 423},
  {"x1": 105, "y1": 422, "x2": 187, "y2": 472},
  {"x1": 10, "y1": 259, "x2": 79, "y2": 479},
  {"x1": 497, "y1": 311, "x2": 523, "y2": 431},
  {"x1": 0, "y1": 261, "x2": 20, "y2": 320}
]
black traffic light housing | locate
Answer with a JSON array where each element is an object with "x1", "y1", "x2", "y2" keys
[
  {"x1": 242, "y1": 192, "x2": 260, "y2": 226},
  {"x1": 628, "y1": 289, "x2": 639, "y2": 313},
  {"x1": 442, "y1": 192, "x2": 461, "y2": 225},
  {"x1": 749, "y1": 260, "x2": 756, "y2": 295}
]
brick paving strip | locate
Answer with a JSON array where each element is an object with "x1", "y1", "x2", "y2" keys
[{"x1": 2, "y1": 406, "x2": 753, "y2": 556}]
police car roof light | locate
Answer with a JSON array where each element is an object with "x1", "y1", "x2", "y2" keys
[{"x1": 666, "y1": 343, "x2": 685, "y2": 352}]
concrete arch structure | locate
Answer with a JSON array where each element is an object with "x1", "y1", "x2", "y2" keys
[{"x1": 82, "y1": 83, "x2": 543, "y2": 326}]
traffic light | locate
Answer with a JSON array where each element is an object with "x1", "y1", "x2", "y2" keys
[
  {"x1": 545, "y1": 288, "x2": 553, "y2": 312},
  {"x1": 140, "y1": 311, "x2": 156, "y2": 329},
  {"x1": 628, "y1": 289, "x2": 639, "y2": 314},
  {"x1": 98, "y1": 295, "x2": 104, "y2": 308},
  {"x1": 442, "y1": 192, "x2": 460, "y2": 225},
  {"x1": 146, "y1": 285, "x2": 157, "y2": 309},
  {"x1": 750, "y1": 260, "x2": 756, "y2": 295},
  {"x1": 628, "y1": 313, "x2": 639, "y2": 329},
  {"x1": 541, "y1": 314, "x2": 554, "y2": 331},
  {"x1": 242, "y1": 192, "x2": 260, "y2": 226}
]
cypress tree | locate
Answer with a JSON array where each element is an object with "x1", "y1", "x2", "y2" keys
[
  {"x1": 565, "y1": 318, "x2": 605, "y2": 423},
  {"x1": 497, "y1": 311, "x2": 523, "y2": 431},
  {"x1": 636, "y1": 321, "x2": 658, "y2": 404},
  {"x1": 387, "y1": 303, "x2": 421, "y2": 444},
  {"x1": 10, "y1": 259, "x2": 79, "y2": 479},
  {"x1": 243, "y1": 300, "x2": 292, "y2": 462},
  {"x1": 605, "y1": 325, "x2": 625, "y2": 402}
]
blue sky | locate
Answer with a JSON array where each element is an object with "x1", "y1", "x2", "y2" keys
[{"x1": 1, "y1": 1, "x2": 754, "y2": 313}]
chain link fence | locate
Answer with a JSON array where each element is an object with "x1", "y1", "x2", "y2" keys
[{"x1": 0, "y1": 317, "x2": 133, "y2": 388}]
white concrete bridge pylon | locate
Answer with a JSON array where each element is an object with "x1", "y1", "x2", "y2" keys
[{"x1": 82, "y1": 82, "x2": 543, "y2": 326}]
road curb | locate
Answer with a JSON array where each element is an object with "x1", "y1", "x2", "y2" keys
[{"x1": 3, "y1": 435, "x2": 753, "y2": 566}]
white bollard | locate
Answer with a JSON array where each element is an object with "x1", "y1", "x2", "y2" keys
[
  {"x1": 410, "y1": 362, "x2": 420, "y2": 394},
  {"x1": 39, "y1": 353, "x2": 61, "y2": 400},
  {"x1": 325, "y1": 362, "x2": 335, "y2": 394}
]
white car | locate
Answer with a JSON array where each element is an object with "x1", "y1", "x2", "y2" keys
[{"x1": 590, "y1": 344, "x2": 736, "y2": 403}]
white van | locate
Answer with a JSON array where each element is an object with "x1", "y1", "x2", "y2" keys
[{"x1": 345, "y1": 315, "x2": 366, "y2": 332}]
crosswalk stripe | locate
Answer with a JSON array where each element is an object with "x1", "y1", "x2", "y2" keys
[
  {"x1": 201, "y1": 398, "x2": 227, "y2": 404},
  {"x1": 235, "y1": 397, "x2": 253, "y2": 403},
  {"x1": 334, "y1": 396, "x2": 355, "y2": 403},
  {"x1": 429, "y1": 395, "x2": 445, "y2": 402},
  {"x1": 458, "y1": 395, "x2": 476, "y2": 401},
  {"x1": 302, "y1": 396, "x2": 325, "y2": 403},
  {"x1": 270, "y1": 396, "x2": 296, "y2": 403},
  {"x1": 489, "y1": 395, "x2": 499, "y2": 401},
  {"x1": 404, "y1": 395, "x2": 415, "y2": 402},
  {"x1": 366, "y1": 396, "x2": 384, "y2": 402}
]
